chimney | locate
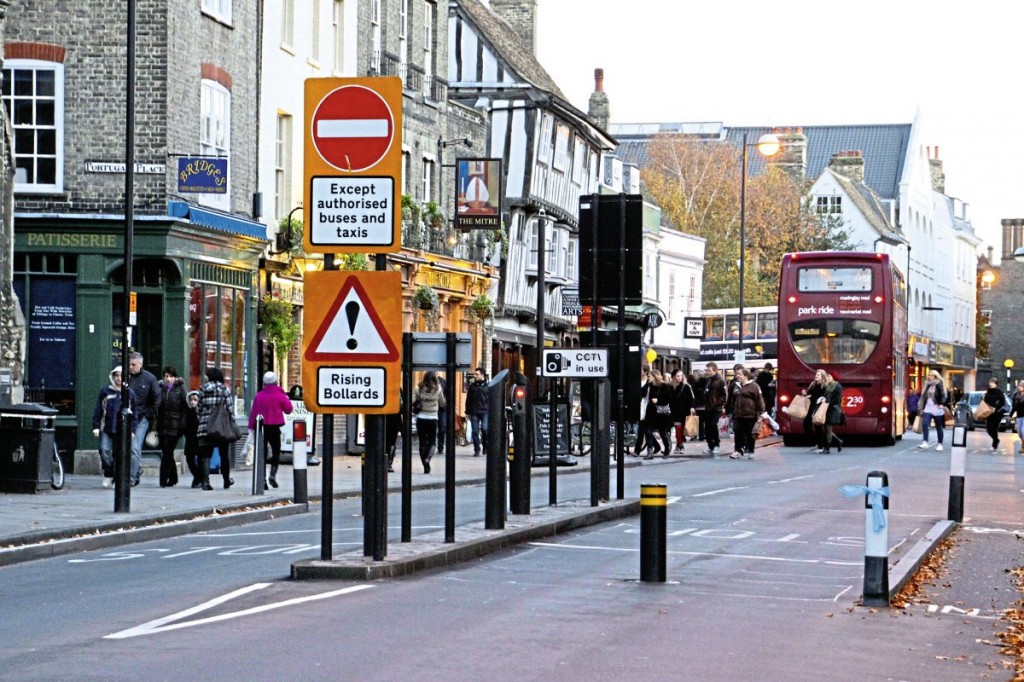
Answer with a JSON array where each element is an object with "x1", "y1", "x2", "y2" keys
[
  {"x1": 490, "y1": 0, "x2": 538, "y2": 54},
  {"x1": 828, "y1": 149, "x2": 865, "y2": 184},
  {"x1": 587, "y1": 68, "x2": 610, "y2": 131},
  {"x1": 928, "y1": 145, "x2": 945, "y2": 193},
  {"x1": 1002, "y1": 218, "x2": 1024, "y2": 260},
  {"x1": 771, "y1": 126, "x2": 807, "y2": 180}
]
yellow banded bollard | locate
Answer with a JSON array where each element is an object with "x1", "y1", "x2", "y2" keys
[{"x1": 640, "y1": 484, "x2": 667, "y2": 582}]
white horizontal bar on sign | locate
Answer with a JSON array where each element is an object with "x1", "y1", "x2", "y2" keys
[{"x1": 317, "y1": 119, "x2": 389, "y2": 138}]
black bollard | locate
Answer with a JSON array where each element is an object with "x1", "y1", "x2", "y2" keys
[
  {"x1": 485, "y1": 370, "x2": 509, "y2": 529},
  {"x1": 639, "y1": 483, "x2": 667, "y2": 583}
]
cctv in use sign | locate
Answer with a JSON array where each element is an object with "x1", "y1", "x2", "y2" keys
[{"x1": 541, "y1": 348, "x2": 608, "y2": 378}]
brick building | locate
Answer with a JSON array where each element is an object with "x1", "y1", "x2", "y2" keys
[
  {"x1": 4, "y1": 1, "x2": 267, "y2": 461},
  {"x1": 977, "y1": 220, "x2": 1024, "y2": 391}
]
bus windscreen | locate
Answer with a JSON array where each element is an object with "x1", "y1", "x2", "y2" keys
[
  {"x1": 788, "y1": 318, "x2": 882, "y2": 364},
  {"x1": 797, "y1": 267, "x2": 872, "y2": 292}
]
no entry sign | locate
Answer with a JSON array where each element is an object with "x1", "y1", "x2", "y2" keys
[
  {"x1": 304, "y1": 77, "x2": 402, "y2": 254},
  {"x1": 312, "y1": 85, "x2": 395, "y2": 172}
]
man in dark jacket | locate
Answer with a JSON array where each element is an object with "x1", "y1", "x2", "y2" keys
[
  {"x1": 91, "y1": 366, "x2": 138, "y2": 488},
  {"x1": 127, "y1": 352, "x2": 162, "y2": 486},
  {"x1": 702, "y1": 363, "x2": 727, "y2": 456},
  {"x1": 466, "y1": 366, "x2": 489, "y2": 456},
  {"x1": 756, "y1": 363, "x2": 777, "y2": 417}
]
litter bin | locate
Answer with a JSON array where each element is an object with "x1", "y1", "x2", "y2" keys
[{"x1": 0, "y1": 403, "x2": 58, "y2": 493}]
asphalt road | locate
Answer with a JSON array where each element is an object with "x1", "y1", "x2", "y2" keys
[{"x1": 2, "y1": 430, "x2": 1021, "y2": 681}]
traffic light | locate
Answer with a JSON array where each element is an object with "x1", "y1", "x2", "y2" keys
[{"x1": 511, "y1": 385, "x2": 527, "y2": 414}]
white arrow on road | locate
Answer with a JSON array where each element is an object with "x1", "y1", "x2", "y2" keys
[{"x1": 105, "y1": 583, "x2": 373, "y2": 639}]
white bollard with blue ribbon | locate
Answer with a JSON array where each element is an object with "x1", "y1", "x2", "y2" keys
[{"x1": 840, "y1": 471, "x2": 890, "y2": 607}]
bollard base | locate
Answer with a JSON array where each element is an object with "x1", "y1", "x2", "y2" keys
[
  {"x1": 947, "y1": 476, "x2": 964, "y2": 523},
  {"x1": 293, "y1": 469, "x2": 308, "y2": 505},
  {"x1": 863, "y1": 555, "x2": 890, "y2": 607}
]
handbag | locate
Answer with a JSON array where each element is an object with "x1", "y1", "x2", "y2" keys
[
  {"x1": 656, "y1": 404, "x2": 672, "y2": 416},
  {"x1": 974, "y1": 400, "x2": 995, "y2": 420},
  {"x1": 144, "y1": 430, "x2": 160, "y2": 448},
  {"x1": 786, "y1": 395, "x2": 810, "y2": 420},
  {"x1": 911, "y1": 415, "x2": 922, "y2": 434},
  {"x1": 684, "y1": 415, "x2": 699, "y2": 438},
  {"x1": 412, "y1": 397, "x2": 423, "y2": 414},
  {"x1": 942, "y1": 405, "x2": 954, "y2": 426},
  {"x1": 207, "y1": 402, "x2": 241, "y2": 442},
  {"x1": 812, "y1": 401, "x2": 829, "y2": 426}
]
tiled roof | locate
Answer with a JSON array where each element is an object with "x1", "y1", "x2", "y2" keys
[
  {"x1": 454, "y1": 0, "x2": 566, "y2": 100},
  {"x1": 827, "y1": 169, "x2": 905, "y2": 245},
  {"x1": 611, "y1": 123, "x2": 912, "y2": 201}
]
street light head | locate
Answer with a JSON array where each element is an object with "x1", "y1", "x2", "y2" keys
[
  {"x1": 981, "y1": 270, "x2": 996, "y2": 285},
  {"x1": 756, "y1": 133, "x2": 781, "y2": 158}
]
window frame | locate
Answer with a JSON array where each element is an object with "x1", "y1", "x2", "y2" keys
[
  {"x1": 332, "y1": 0, "x2": 345, "y2": 73},
  {"x1": 2, "y1": 59, "x2": 65, "y2": 194},
  {"x1": 274, "y1": 114, "x2": 293, "y2": 220},
  {"x1": 202, "y1": 0, "x2": 232, "y2": 24},
  {"x1": 200, "y1": 79, "x2": 231, "y2": 210}
]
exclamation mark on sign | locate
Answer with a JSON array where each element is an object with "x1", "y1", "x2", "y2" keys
[{"x1": 345, "y1": 301, "x2": 360, "y2": 350}]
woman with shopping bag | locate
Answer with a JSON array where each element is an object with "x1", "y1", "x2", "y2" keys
[
  {"x1": 917, "y1": 370, "x2": 949, "y2": 451},
  {"x1": 802, "y1": 371, "x2": 827, "y2": 451},
  {"x1": 669, "y1": 369, "x2": 695, "y2": 454},
  {"x1": 815, "y1": 372, "x2": 845, "y2": 453}
]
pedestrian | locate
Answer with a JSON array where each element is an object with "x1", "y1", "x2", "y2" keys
[
  {"x1": 184, "y1": 390, "x2": 201, "y2": 487},
  {"x1": 669, "y1": 368, "x2": 695, "y2": 453},
  {"x1": 803, "y1": 370, "x2": 827, "y2": 451},
  {"x1": 916, "y1": 370, "x2": 948, "y2": 451},
  {"x1": 820, "y1": 371, "x2": 845, "y2": 453},
  {"x1": 90, "y1": 366, "x2": 138, "y2": 489},
  {"x1": 436, "y1": 374, "x2": 448, "y2": 456},
  {"x1": 725, "y1": 364, "x2": 744, "y2": 433},
  {"x1": 466, "y1": 366, "x2": 490, "y2": 456},
  {"x1": 702, "y1": 363, "x2": 727, "y2": 456},
  {"x1": 1009, "y1": 380, "x2": 1024, "y2": 450},
  {"x1": 640, "y1": 369, "x2": 671, "y2": 459},
  {"x1": 907, "y1": 388, "x2": 921, "y2": 432},
  {"x1": 248, "y1": 371, "x2": 294, "y2": 488},
  {"x1": 691, "y1": 370, "x2": 707, "y2": 442},
  {"x1": 415, "y1": 371, "x2": 445, "y2": 474},
  {"x1": 126, "y1": 352, "x2": 162, "y2": 486},
  {"x1": 385, "y1": 392, "x2": 403, "y2": 473},
  {"x1": 981, "y1": 377, "x2": 1007, "y2": 452},
  {"x1": 730, "y1": 368, "x2": 765, "y2": 459},
  {"x1": 156, "y1": 366, "x2": 188, "y2": 487},
  {"x1": 632, "y1": 366, "x2": 651, "y2": 455},
  {"x1": 196, "y1": 367, "x2": 236, "y2": 490},
  {"x1": 755, "y1": 363, "x2": 776, "y2": 417}
]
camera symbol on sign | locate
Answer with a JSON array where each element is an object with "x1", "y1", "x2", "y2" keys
[{"x1": 545, "y1": 352, "x2": 571, "y2": 374}]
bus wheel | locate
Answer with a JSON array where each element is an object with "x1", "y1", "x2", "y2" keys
[{"x1": 782, "y1": 435, "x2": 800, "y2": 447}]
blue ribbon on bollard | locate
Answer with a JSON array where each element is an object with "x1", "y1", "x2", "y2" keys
[{"x1": 839, "y1": 485, "x2": 891, "y2": 532}]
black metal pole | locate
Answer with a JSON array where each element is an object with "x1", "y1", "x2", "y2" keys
[
  {"x1": 364, "y1": 253, "x2": 390, "y2": 560},
  {"x1": 485, "y1": 370, "x2": 509, "y2": 529},
  {"x1": 589, "y1": 194, "x2": 601, "y2": 506},
  {"x1": 548, "y1": 381, "x2": 558, "y2": 505},
  {"x1": 739, "y1": 133, "x2": 748, "y2": 356},
  {"x1": 320, "y1": 254, "x2": 336, "y2": 561},
  {"x1": 616, "y1": 194, "x2": 626, "y2": 500},
  {"x1": 401, "y1": 332, "x2": 413, "y2": 542},
  {"x1": 116, "y1": 0, "x2": 137, "y2": 513},
  {"x1": 444, "y1": 333, "x2": 457, "y2": 542}
]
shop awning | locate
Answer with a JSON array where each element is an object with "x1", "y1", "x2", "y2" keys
[{"x1": 168, "y1": 200, "x2": 267, "y2": 240}]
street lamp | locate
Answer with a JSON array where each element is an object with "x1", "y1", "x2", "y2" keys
[
  {"x1": 1005, "y1": 358, "x2": 1014, "y2": 393},
  {"x1": 737, "y1": 132, "x2": 780, "y2": 359}
]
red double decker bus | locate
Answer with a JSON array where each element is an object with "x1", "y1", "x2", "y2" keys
[{"x1": 776, "y1": 252, "x2": 908, "y2": 445}]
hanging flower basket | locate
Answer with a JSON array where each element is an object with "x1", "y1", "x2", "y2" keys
[
  {"x1": 414, "y1": 285, "x2": 439, "y2": 311},
  {"x1": 469, "y1": 294, "x2": 494, "y2": 320}
]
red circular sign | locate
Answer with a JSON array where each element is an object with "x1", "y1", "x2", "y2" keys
[
  {"x1": 843, "y1": 388, "x2": 865, "y2": 415},
  {"x1": 312, "y1": 85, "x2": 395, "y2": 172}
]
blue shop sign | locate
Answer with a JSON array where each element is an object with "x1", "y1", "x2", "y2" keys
[{"x1": 177, "y1": 156, "x2": 228, "y2": 194}]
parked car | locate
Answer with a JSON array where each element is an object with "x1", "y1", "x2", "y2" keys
[{"x1": 953, "y1": 391, "x2": 1012, "y2": 431}]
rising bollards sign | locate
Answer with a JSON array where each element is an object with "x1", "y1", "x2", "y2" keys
[{"x1": 177, "y1": 156, "x2": 228, "y2": 194}]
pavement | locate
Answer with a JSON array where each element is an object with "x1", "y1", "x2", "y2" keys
[{"x1": 1, "y1": 431, "x2": 1019, "y2": 619}]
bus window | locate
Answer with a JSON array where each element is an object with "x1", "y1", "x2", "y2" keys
[
  {"x1": 797, "y1": 267, "x2": 873, "y2": 292},
  {"x1": 756, "y1": 312, "x2": 778, "y2": 340},
  {"x1": 705, "y1": 316, "x2": 724, "y2": 340},
  {"x1": 788, "y1": 318, "x2": 881, "y2": 365}
]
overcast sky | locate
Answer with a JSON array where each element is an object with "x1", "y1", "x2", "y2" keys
[{"x1": 534, "y1": 0, "x2": 1023, "y2": 260}]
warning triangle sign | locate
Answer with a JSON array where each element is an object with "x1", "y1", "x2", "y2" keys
[{"x1": 305, "y1": 276, "x2": 400, "y2": 362}]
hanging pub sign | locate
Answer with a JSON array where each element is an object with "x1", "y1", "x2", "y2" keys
[
  {"x1": 454, "y1": 158, "x2": 501, "y2": 230},
  {"x1": 177, "y1": 156, "x2": 228, "y2": 194}
]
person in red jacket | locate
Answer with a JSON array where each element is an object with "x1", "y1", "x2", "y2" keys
[{"x1": 249, "y1": 371, "x2": 294, "y2": 488}]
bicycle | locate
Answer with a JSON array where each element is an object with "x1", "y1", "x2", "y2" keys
[{"x1": 51, "y1": 443, "x2": 65, "y2": 490}]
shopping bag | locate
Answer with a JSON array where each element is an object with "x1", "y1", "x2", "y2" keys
[
  {"x1": 942, "y1": 405, "x2": 954, "y2": 427},
  {"x1": 243, "y1": 431, "x2": 254, "y2": 467},
  {"x1": 756, "y1": 418, "x2": 773, "y2": 439},
  {"x1": 761, "y1": 412, "x2": 780, "y2": 432},
  {"x1": 911, "y1": 415, "x2": 921, "y2": 434},
  {"x1": 717, "y1": 415, "x2": 731, "y2": 436},
  {"x1": 974, "y1": 400, "x2": 995, "y2": 420},
  {"x1": 684, "y1": 415, "x2": 699, "y2": 439},
  {"x1": 812, "y1": 401, "x2": 829, "y2": 426},
  {"x1": 785, "y1": 395, "x2": 810, "y2": 420}
]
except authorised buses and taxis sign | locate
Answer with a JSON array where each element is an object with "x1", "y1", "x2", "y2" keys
[{"x1": 303, "y1": 77, "x2": 402, "y2": 254}]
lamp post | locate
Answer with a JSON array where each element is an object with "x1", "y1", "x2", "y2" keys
[
  {"x1": 737, "y1": 132, "x2": 780, "y2": 360},
  {"x1": 1005, "y1": 359, "x2": 1015, "y2": 393}
]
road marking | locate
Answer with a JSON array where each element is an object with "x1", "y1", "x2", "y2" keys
[
  {"x1": 769, "y1": 474, "x2": 814, "y2": 484},
  {"x1": 666, "y1": 496, "x2": 682, "y2": 504},
  {"x1": 963, "y1": 525, "x2": 1024, "y2": 535},
  {"x1": 691, "y1": 486, "x2": 748, "y2": 498},
  {"x1": 923, "y1": 604, "x2": 997, "y2": 619},
  {"x1": 105, "y1": 583, "x2": 374, "y2": 639},
  {"x1": 527, "y1": 542, "x2": 859, "y2": 566}
]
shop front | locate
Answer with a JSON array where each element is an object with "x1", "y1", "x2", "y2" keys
[{"x1": 14, "y1": 205, "x2": 266, "y2": 460}]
